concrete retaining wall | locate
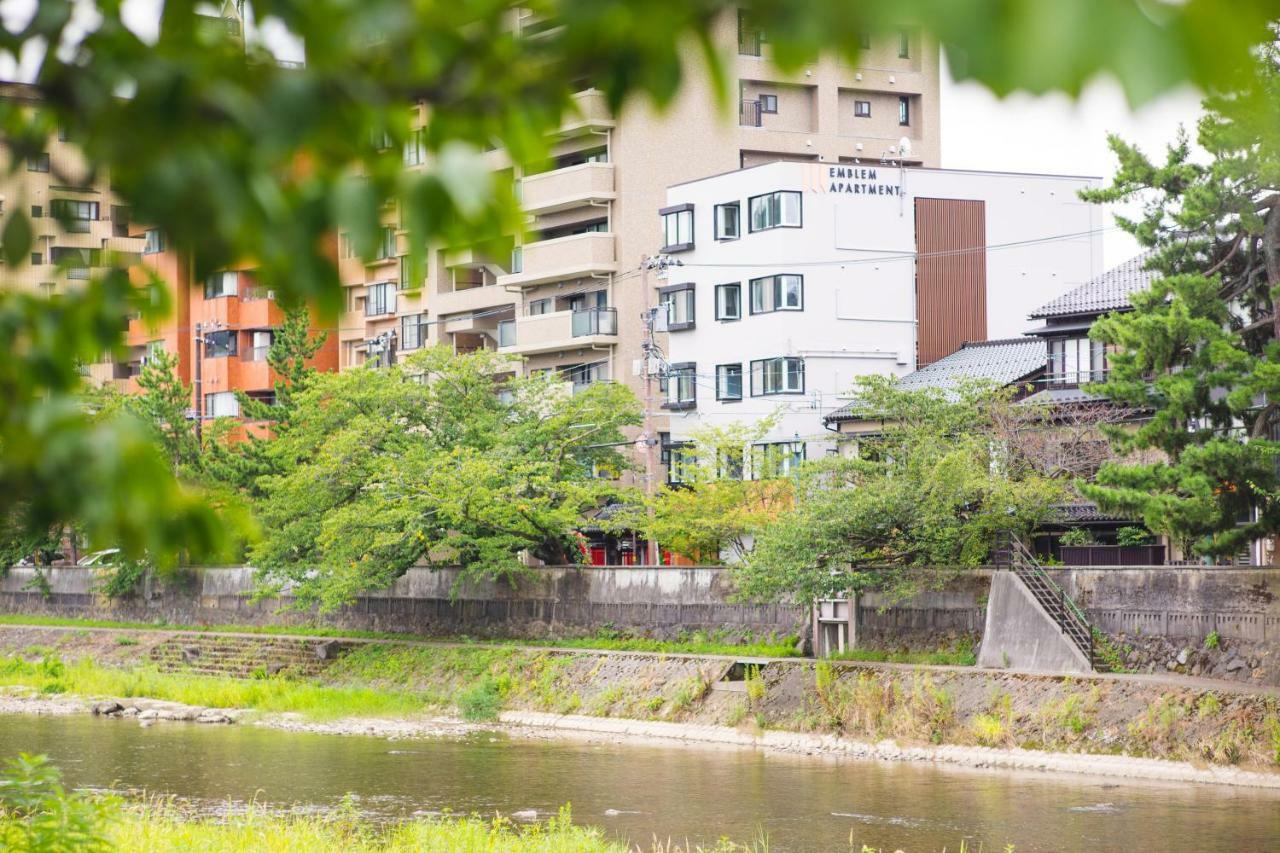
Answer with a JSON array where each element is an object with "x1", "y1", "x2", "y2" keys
[{"x1": 976, "y1": 572, "x2": 1091, "y2": 673}]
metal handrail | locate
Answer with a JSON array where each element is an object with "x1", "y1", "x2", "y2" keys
[{"x1": 998, "y1": 532, "x2": 1096, "y2": 666}]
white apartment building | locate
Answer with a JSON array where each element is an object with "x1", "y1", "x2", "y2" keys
[{"x1": 656, "y1": 159, "x2": 1104, "y2": 473}]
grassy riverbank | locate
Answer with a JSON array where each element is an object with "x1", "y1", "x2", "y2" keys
[{"x1": 0, "y1": 614, "x2": 801, "y2": 658}]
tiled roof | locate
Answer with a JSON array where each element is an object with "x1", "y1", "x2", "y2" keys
[
  {"x1": 824, "y1": 338, "x2": 1044, "y2": 423},
  {"x1": 1051, "y1": 502, "x2": 1136, "y2": 524},
  {"x1": 1029, "y1": 251, "x2": 1157, "y2": 319},
  {"x1": 1018, "y1": 387, "x2": 1108, "y2": 406}
]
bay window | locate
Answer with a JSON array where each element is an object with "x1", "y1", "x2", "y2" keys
[
  {"x1": 750, "y1": 356, "x2": 804, "y2": 396},
  {"x1": 663, "y1": 362, "x2": 697, "y2": 410},
  {"x1": 661, "y1": 283, "x2": 695, "y2": 331},
  {"x1": 749, "y1": 274, "x2": 803, "y2": 314},
  {"x1": 660, "y1": 203, "x2": 694, "y2": 252},
  {"x1": 748, "y1": 190, "x2": 801, "y2": 232}
]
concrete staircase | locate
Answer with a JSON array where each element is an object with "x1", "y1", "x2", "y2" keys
[{"x1": 148, "y1": 634, "x2": 345, "y2": 679}]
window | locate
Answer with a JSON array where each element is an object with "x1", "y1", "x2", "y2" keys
[
  {"x1": 899, "y1": 96, "x2": 910, "y2": 126},
  {"x1": 30, "y1": 205, "x2": 41, "y2": 219},
  {"x1": 660, "y1": 204, "x2": 694, "y2": 252},
  {"x1": 714, "y1": 202, "x2": 740, "y2": 240},
  {"x1": 400, "y1": 313, "x2": 428, "y2": 350},
  {"x1": 203, "y1": 330, "x2": 237, "y2": 358},
  {"x1": 204, "y1": 391, "x2": 240, "y2": 419},
  {"x1": 759, "y1": 93, "x2": 778, "y2": 114},
  {"x1": 662, "y1": 434, "x2": 694, "y2": 484},
  {"x1": 753, "y1": 441, "x2": 806, "y2": 478},
  {"x1": 1048, "y1": 337, "x2": 1107, "y2": 384},
  {"x1": 403, "y1": 128, "x2": 426, "y2": 166},
  {"x1": 30, "y1": 252, "x2": 41, "y2": 266},
  {"x1": 661, "y1": 283, "x2": 695, "y2": 331},
  {"x1": 366, "y1": 282, "x2": 396, "y2": 316},
  {"x1": 143, "y1": 229, "x2": 165, "y2": 255},
  {"x1": 750, "y1": 356, "x2": 805, "y2": 396},
  {"x1": 374, "y1": 226, "x2": 397, "y2": 261},
  {"x1": 50, "y1": 199, "x2": 98, "y2": 233},
  {"x1": 27, "y1": 153, "x2": 49, "y2": 172},
  {"x1": 737, "y1": 9, "x2": 764, "y2": 56},
  {"x1": 510, "y1": 246, "x2": 523, "y2": 273},
  {"x1": 715, "y1": 283, "x2": 741, "y2": 321},
  {"x1": 204, "y1": 271, "x2": 239, "y2": 298},
  {"x1": 528, "y1": 298, "x2": 552, "y2": 315},
  {"x1": 716, "y1": 363, "x2": 743, "y2": 401},
  {"x1": 854, "y1": 100, "x2": 871, "y2": 118},
  {"x1": 748, "y1": 191, "x2": 802, "y2": 231},
  {"x1": 719, "y1": 447, "x2": 744, "y2": 480},
  {"x1": 339, "y1": 233, "x2": 356, "y2": 259},
  {"x1": 58, "y1": 127, "x2": 69, "y2": 142},
  {"x1": 663, "y1": 362, "x2": 696, "y2": 410},
  {"x1": 111, "y1": 205, "x2": 130, "y2": 237},
  {"x1": 145, "y1": 339, "x2": 166, "y2": 362},
  {"x1": 50, "y1": 247, "x2": 99, "y2": 278},
  {"x1": 898, "y1": 29, "x2": 910, "y2": 58},
  {"x1": 749, "y1": 274, "x2": 803, "y2": 314}
]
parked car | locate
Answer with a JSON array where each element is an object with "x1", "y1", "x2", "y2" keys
[{"x1": 76, "y1": 548, "x2": 120, "y2": 567}]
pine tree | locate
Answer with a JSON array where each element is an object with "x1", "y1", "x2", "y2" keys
[
  {"x1": 129, "y1": 348, "x2": 201, "y2": 473},
  {"x1": 1080, "y1": 48, "x2": 1280, "y2": 558}
]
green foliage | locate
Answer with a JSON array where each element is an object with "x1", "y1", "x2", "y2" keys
[
  {"x1": 250, "y1": 347, "x2": 640, "y2": 610},
  {"x1": 1115, "y1": 526, "x2": 1153, "y2": 547},
  {"x1": 1090, "y1": 630, "x2": 1133, "y2": 674},
  {"x1": 610, "y1": 417, "x2": 793, "y2": 563},
  {"x1": 1080, "y1": 50, "x2": 1280, "y2": 558},
  {"x1": 456, "y1": 677, "x2": 505, "y2": 721},
  {"x1": 1204, "y1": 630, "x2": 1221, "y2": 650},
  {"x1": 1058, "y1": 528, "x2": 1095, "y2": 546},
  {"x1": 738, "y1": 378, "x2": 1067, "y2": 604},
  {"x1": 0, "y1": 753, "x2": 117, "y2": 853},
  {"x1": 744, "y1": 666, "x2": 767, "y2": 705},
  {"x1": 128, "y1": 348, "x2": 201, "y2": 473}
]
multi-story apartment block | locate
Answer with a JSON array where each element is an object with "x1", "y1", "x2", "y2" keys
[
  {"x1": 0, "y1": 82, "x2": 143, "y2": 298},
  {"x1": 336, "y1": 9, "x2": 943, "y2": 418},
  {"x1": 655, "y1": 159, "x2": 1105, "y2": 471}
]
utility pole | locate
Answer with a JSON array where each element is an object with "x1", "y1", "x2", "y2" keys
[
  {"x1": 639, "y1": 254, "x2": 681, "y2": 566},
  {"x1": 193, "y1": 321, "x2": 204, "y2": 443}
]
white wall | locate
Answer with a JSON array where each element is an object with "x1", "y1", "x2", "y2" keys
[{"x1": 660, "y1": 160, "x2": 1102, "y2": 452}]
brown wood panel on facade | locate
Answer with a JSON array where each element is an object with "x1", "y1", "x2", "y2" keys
[{"x1": 914, "y1": 197, "x2": 986, "y2": 366}]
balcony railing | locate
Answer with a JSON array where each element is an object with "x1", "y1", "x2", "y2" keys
[
  {"x1": 571, "y1": 307, "x2": 617, "y2": 337},
  {"x1": 739, "y1": 99, "x2": 762, "y2": 128}
]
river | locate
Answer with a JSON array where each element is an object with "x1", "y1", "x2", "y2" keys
[{"x1": 4, "y1": 714, "x2": 1279, "y2": 851}]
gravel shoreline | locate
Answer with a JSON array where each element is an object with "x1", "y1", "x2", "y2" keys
[{"x1": 5, "y1": 691, "x2": 1280, "y2": 791}]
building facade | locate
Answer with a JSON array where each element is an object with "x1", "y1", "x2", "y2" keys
[
  {"x1": 335, "y1": 9, "x2": 944, "y2": 429},
  {"x1": 655, "y1": 160, "x2": 1104, "y2": 469}
]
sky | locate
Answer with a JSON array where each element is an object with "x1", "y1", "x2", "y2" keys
[{"x1": 1, "y1": 0, "x2": 1204, "y2": 268}]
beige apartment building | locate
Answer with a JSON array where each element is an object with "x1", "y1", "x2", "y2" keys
[
  {"x1": 0, "y1": 83, "x2": 143, "y2": 297},
  {"x1": 337, "y1": 9, "x2": 941, "y2": 410}
]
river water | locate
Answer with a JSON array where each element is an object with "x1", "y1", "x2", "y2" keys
[{"x1": 4, "y1": 714, "x2": 1279, "y2": 852}]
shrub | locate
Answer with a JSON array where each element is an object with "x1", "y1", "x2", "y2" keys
[
  {"x1": 971, "y1": 713, "x2": 1008, "y2": 746},
  {"x1": 744, "y1": 666, "x2": 767, "y2": 706},
  {"x1": 1115, "y1": 526, "x2": 1154, "y2": 546},
  {"x1": 0, "y1": 754, "x2": 117, "y2": 853},
  {"x1": 1204, "y1": 630, "x2": 1221, "y2": 650},
  {"x1": 456, "y1": 677, "x2": 504, "y2": 722},
  {"x1": 1059, "y1": 528, "x2": 1095, "y2": 546}
]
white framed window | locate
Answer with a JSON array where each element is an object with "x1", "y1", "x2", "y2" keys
[
  {"x1": 716, "y1": 363, "x2": 743, "y2": 401},
  {"x1": 143, "y1": 229, "x2": 165, "y2": 255},
  {"x1": 1048, "y1": 337, "x2": 1107, "y2": 384},
  {"x1": 663, "y1": 362, "x2": 696, "y2": 410},
  {"x1": 750, "y1": 356, "x2": 804, "y2": 396},
  {"x1": 26, "y1": 153, "x2": 49, "y2": 172},
  {"x1": 366, "y1": 282, "x2": 396, "y2": 316},
  {"x1": 661, "y1": 283, "x2": 695, "y2": 331},
  {"x1": 854, "y1": 100, "x2": 871, "y2": 118},
  {"x1": 715, "y1": 283, "x2": 741, "y2": 321},
  {"x1": 204, "y1": 271, "x2": 239, "y2": 298},
  {"x1": 898, "y1": 29, "x2": 911, "y2": 58},
  {"x1": 759, "y1": 93, "x2": 778, "y2": 114},
  {"x1": 749, "y1": 274, "x2": 803, "y2": 314},
  {"x1": 205, "y1": 391, "x2": 240, "y2": 419},
  {"x1": 899, "y1": 96, "x2": 910, "y2": 126},
  {"x1": 748, "y1": 191, "x2": 801, "y2": 232},
  {"x1": 528, "y1": 298, "x2": 552, "y2": 315},
  {"x1": 714, "y1": 202, "x2": 740, "y2": 240},
  {"x1": 374, "y1": 226, "x2": 397, "y2": 261},
  {"x1": 660, "y1": 204, "x2": 694, "y2": 251},
  {"x1": 403, "y1": 128, "x2": 426, "y2": 166}
]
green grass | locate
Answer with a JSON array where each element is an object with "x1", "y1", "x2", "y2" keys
[
  {"x1": 826, "y1": 646, "x2": 977, "y2": 667},
  {"x1": 0, "y1": 615, "x2": 800, "y2": 658},
  {"x1": 0, "y1": 655, "x2": 438, "y2": 721}
]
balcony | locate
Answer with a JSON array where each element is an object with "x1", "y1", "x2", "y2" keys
[
  {"x1": 520, "y1": 162, "x2": 615, "y2": 215},
  {"x1": 496, "y1": 232, "x2": 616, "y2": 289},
  {"x1": 558, "y1": 90, "x2": 615, "y2": 137},
  {"x1": 434, "y1": 285, "x2": 515, "y2": 318},
  {"x1": 497, "y1": 307, "x2": 617, "y2": 355}
]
